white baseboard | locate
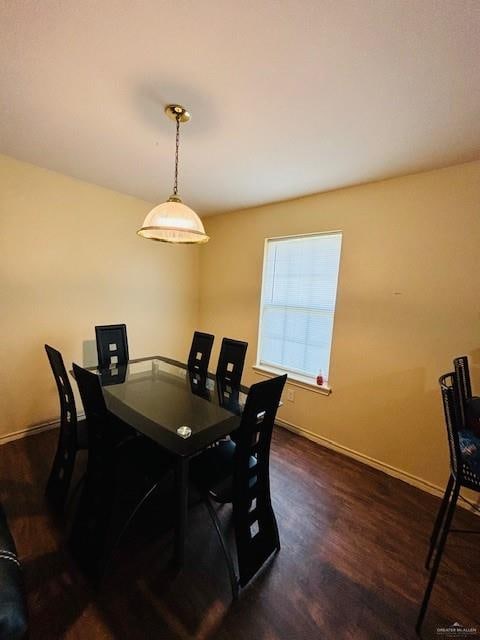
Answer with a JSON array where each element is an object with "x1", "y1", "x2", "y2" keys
[
  {"x1": 276, "y1": 418, "x2": 480, "y2": 514},
  {"x1": 2, "y1": 413, "x2": 478, "y2": 515},
  {"x1": 0, "y1": 411, "x2": 87, "y2": 447},
  {"x1": 0, "y1": 419, "x2": 60, "y2": 446}
]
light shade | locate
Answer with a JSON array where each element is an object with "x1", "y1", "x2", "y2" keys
[{"x1": 137, "y1": 198, "x2": 209, "y2": 244}]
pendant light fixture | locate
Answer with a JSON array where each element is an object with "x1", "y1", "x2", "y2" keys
[{"x1": 138, "y1": 104, "x2": 209, "y2": 244}]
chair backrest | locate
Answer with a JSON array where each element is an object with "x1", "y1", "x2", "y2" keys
[
  {"x1": 99, "y1": 364, "x2": 128, "y2": 387},
  {"x1": 187, "y1": 331, "x2": 214, "y2": 377},
  {"x1": 73, "y1": 362, "x2": 123, "y2": 484},
  {"x1": 45, "y1": 344, "x2": 78, "y2": 438},
  {"x1": 95, "y1": 324, "x2": 129, "y2": 369},
  {"x1": 73, "y1": 363, "x2": 108, "y2": 428},
  {"x1": 45, "y1": 345, "x2": 80, "y2": 510},
  {"x1": 439, "y1": 372, "x2": 463, "y2": 479},
  {"x1": 216, "y1": 338, "x2": 248, "y2": 388},
  {"x1": 232, "y1": 374, "x2": 287, "y2": 587},
  {"x1": 70, "y1": 365, "x2": 117, "y2": 576},
  {"x1": 188, "y1": 371, "x2": 211, "y2": 400},
  {"x1": 453, "y1": 356, "x2": 472, "y2": 426},
  {"x1": 217, "y1": 379, "x2": 241, "y2": 414}
]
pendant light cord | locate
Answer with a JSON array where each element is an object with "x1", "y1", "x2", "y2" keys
[{"x1": 173, "y1": 115, "x2": 180, "y2": 196}]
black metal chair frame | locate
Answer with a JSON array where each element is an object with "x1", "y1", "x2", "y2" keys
[
  {"x1": 196, "y1": 374, "x2": 287, "y2": 600},
  {"x1": 44, "y1": 344, "x2": 88, "y2": 514},
  {"x1": 417, "y1": 371, "x2": 480, "y2": 634},
  {"x1": 187, "y1": 331, "x2": 214, "y2": 378},
  {"x1": 215, "y1": 338, "x2": 248, "y2": 388},
  {"x1": 454, "y1": 356, "x2": 473, "y2": 425},
  {"x1": 95, "y1": 324, "x2": 129, "y2": 369}
]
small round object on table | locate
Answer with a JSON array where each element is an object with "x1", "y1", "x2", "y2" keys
[{"x1": 176, "y1": 425, "x2": 192, "y2": 439}]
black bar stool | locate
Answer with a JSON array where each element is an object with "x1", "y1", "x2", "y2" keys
[{"x1": 417, "y1": 371, "x2": 480, "y2": 633}]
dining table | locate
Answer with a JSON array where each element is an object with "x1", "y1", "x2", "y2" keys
[{"x1": 69, "y1": 355, "x2": 248, "y2": 572}]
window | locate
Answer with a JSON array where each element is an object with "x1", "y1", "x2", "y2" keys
[{"x1": 256, "y1": 232, "x2": 342, "y2": 384}]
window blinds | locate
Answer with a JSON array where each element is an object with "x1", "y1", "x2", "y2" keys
[{"x1": 258, "y1": 232, "x2": 342, "y2": 380}]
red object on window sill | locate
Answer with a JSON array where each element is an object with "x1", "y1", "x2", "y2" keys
[{"x1": 316, "y1": 373, "x2": 324, "y2": 386}]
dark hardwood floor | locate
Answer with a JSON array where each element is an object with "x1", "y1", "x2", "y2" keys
[{"x1": 0, "y1": 427, "x2": 478, "y2": 640}]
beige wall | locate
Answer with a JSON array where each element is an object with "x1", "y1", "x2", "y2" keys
[
  {"x1": 2, "y1": 153, "x2": 479, "y2": 493},
  {"x1": 0, "y1": 154, "x2": 199, "y2": 438},
  {"x1": 199, "y1": 161, "x2": 480, "y2": 491}
]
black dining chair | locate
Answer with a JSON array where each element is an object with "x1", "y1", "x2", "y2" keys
[
  {"x1": 453, "y1": 356, "x2": 480, "y2": 432},
  {"x1": 216, "y1": 338, "x2": 248, "y2": 388},
  {"x1": 417, "y1": 371, "x2": 480, "y2": 633},
  {"x1": 95, "y1": 324, "x2": 129, "y2": 369},
  {"x1": 187, "y1": 331, "x2": 214, "y2": 377},
  {"x1": 69, "y1": 364, "x2": 171, "y2": 579},
  {"x1": 44, "y1": 344, "x2": 88, "y2": 514},
  {"x1": 191, "y1": 374, "x2": 287, "y2": 599}
]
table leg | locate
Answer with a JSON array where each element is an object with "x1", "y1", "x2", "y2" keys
[{"x1": 174, "y1": 456, "x2": 189, "y2": 568}]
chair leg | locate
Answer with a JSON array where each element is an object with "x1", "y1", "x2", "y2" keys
[
  {"x1": 425, "y1": 475, "x2": 454, "y2": 570},
  {"x1": 416, "y1": 483, "x2": 460, "y2": 634},
  {"x1": 203, "y1": 495, "x2": 239, "y2": 600}
]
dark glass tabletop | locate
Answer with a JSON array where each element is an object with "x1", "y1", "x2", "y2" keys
[{"x1": 93, "y1": 356, "x2": 247, "y2": 457}]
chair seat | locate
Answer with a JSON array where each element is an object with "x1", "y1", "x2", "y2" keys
[
  {"x1": 465, "y1": 396, "x2": 480, "y2": 435},
  {"x1": 458, "y1": 430, "x2": 480, "y2": 489},
  {"x1": 191, "y1": 440, "x2": 256, "y2": 503}
]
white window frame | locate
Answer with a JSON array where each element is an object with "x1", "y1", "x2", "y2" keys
[{"x1": 254, "y1": 231, "x2": 342, "y2": 394}]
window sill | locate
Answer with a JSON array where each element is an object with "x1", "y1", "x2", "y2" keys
[{"x1": 252, "y1": 365, "x2": 332, "y2": 396}]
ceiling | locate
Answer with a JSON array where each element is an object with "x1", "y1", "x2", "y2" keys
[{"x1": 1, "y1": 1, "x2": 479, "y2": 215}]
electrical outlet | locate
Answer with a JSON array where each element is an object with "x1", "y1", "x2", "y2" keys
[{"x1": 286, "y1": 388, "x2": 295, "y2": 402}]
